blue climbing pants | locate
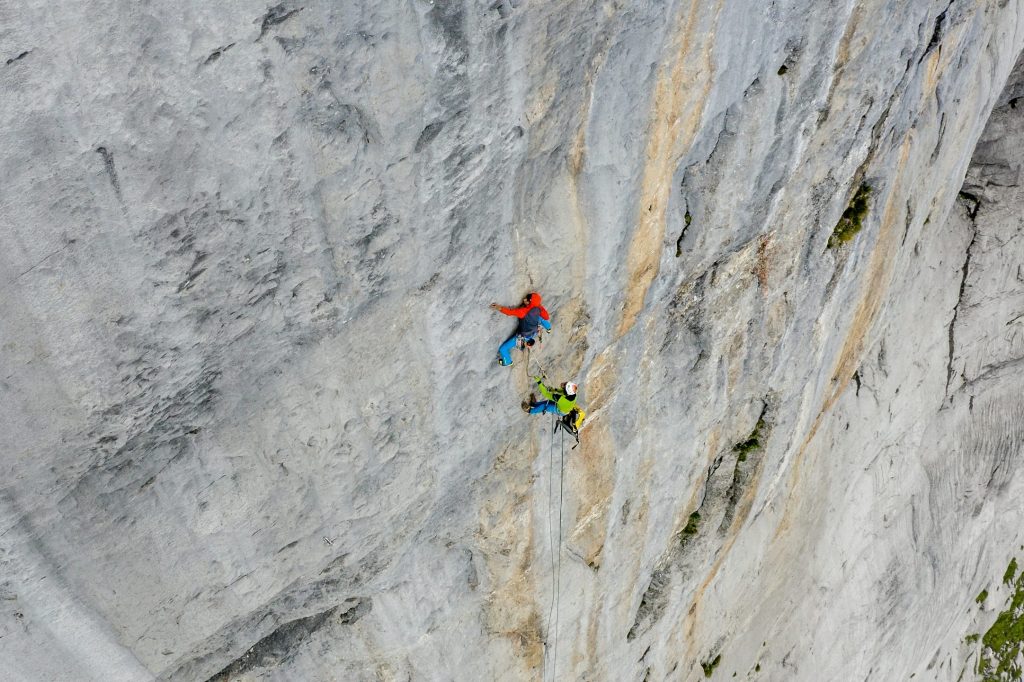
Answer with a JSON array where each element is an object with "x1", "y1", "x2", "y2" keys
[
  {"x1": 529, "y1": 401, "x2": 562, "y2": 415},
  {"x1": 498, "y1": 334, "x2": 520, "y2": 365},
  {"x1": 499, "y1": 333, "x2": 537, "y2": 366}
]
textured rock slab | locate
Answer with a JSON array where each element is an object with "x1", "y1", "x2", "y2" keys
[{"x1": 2, "y1": 0, "x2": 1024, "y2": 680}]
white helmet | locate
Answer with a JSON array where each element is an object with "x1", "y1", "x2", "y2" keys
[{"x1": 565, "y1": 382, "x2": 578, "y2": 395}]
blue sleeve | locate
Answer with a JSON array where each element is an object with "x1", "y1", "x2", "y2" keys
[{"x1": 540, "y1": 317, "x2": 551, "y2": 331}]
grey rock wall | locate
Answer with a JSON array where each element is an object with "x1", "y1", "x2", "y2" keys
[{"x1": 2, "y1": 0, "x2": 1024, "y2": 680}]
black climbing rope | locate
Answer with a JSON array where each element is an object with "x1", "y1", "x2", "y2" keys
[
  {"x1": 544, "y1": 413, "x2": 556, "y2": 682},
  {"x1": 554, "y1": 424, "x2": 565, "y2": 679},
  {"x1": 543, "y1": 414, "x2": 566, "y2": 682}
]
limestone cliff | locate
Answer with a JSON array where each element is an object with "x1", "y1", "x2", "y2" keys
[{"x1": 2, "y1": 1, "x2": 1024, "y2": 680}]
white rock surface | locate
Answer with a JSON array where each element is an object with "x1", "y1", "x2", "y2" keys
[{"x1": 2, "y1": 1, "x2": 1024, "y2": 680}]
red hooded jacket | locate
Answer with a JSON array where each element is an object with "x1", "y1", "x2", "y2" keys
[{"x1": 498, "y1": 293, "x2": 550, "y2": 337}]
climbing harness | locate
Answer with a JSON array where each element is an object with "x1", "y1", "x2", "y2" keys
[
  {"x1": 517, "y1": 329, "x2": 543, "y2": 349},
  {"x1": 519, "y1": 329, "x2": 544, "y2": 373},
  {"x1": 554, "y1": 408, "x2": 585, "y2": 450}
]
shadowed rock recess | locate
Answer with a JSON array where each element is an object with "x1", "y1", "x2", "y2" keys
[{"x1": 3, "y1": 1, "x2": 1024, "y2": 680}]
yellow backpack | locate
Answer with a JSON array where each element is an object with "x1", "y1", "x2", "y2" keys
[
  {"x1": 556, "y1": 408, "x2": 585, "y2": 449},
  {"x1": 571, "y1": 408, "x2": 586, "y2": 431}
]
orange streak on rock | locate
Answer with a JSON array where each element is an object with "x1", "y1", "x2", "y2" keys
[
  {"x1": 617, "y1": 0, "x2": 720, "y2": 338},
  {"x1": 774, "y1": 132, "x2": 914, "y2": 541},
  {"x1": 674, "y1": 133, "x2": 913, "y2": 654}
]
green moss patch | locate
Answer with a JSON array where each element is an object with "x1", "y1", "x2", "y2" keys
[
  {"x1": 977, "y1": 557, "x2": 1024, "y2": 680},
  {"x1": 701, "y1": 654, "x2": 721, "y2": 678},
  {"x1": 683, "y1": 511, "x2": 701, "y2": 536},
  {"x1": 1003, "y1": 558, "x2": 1017, "y2": 585},
  {"x1": 978, "y1": 589, "x2": 989, "y2": 605},
  {"x1": 733, "y1": 418, "x2": 766, "y2": 461},
  {"x1": 828, "y1": 184, "x2": 872, "y2": 248}
]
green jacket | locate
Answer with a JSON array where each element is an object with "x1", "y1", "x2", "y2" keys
[{"x1": 536, "y1": 379, "x2": 577, "y2": 414}]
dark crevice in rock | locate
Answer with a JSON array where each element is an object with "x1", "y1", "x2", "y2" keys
[
  {"x1": 699, "y1": 453, "x2": 727, "y2": 509},
  {"x1": 919, "y1": 1, "x2": 954, "y2": 64},
  {"x1": 202, "y1": 43, "x2": 236, "y2": 66},
  {"x1": 7, "y1": 239, "x2": 76, "y2": 287},
  {"x1": 318, "y1": 553, "x2": 349, "y2": 575},
  {"x1": 489, "y1": 0, "x2": 521, "y2": 19},
  {"x1": 932, "y1": 112, "x2": 947, "y2": 162},
  {"x1": 777, "y1": 38, "x2": 803, "y2": 77},
  {"x1": 256, "y1": 4, "x2": 303, "y2": 41},
  {"x1": 176, "y1": 252, "x2": 209, "y2": 292},
  {"x1": 414, "y1": 121, "x2": 445, "y2": 153},
  {"x1": 867, "y1": 83, "x2": 902, "y2": 155},
  {"x1": 958, "y1": 190, "x2": 981, "y2": 220},
  {"x1": 276, "y1": 540, "x2": 299, "y2": 554},
  {"x1": 902, "y1": 200, "x2": 913, "y2": 246},
  {"x1": 5, "y1": 50, "x2": 31, "y2": 65},
  {"x1": 705, "y1": 126, "x2": 732, "y2": 167},
  {"x1": 465, "y1": 549, "x2": 479, "y2": 590},
  {"x1": 720, "y1": 401, "x2": 770, "y2": 533},
  {"x1": 205, "y1": 597, "x2": 371, "y2": 681},
  {"x1": 163, "y1": 548, "x2": 387, "y2": 675},
  {"x1": 674, "y1": 208, "x2": 692, "y2": 257},
  {"x1": 627, "y1": 501, "x2": 709, "y2": 640},
  {"x1": 337, "y1": 597, "x2": 371, "y2": 625},
  {"x1": 628, "y1": 399, "x2": 771, "y2": 645},
  {"x1": 626, "y1": 564, "x2": 671, "y2": 642},
  {"x1": 821, "y1": 24, "x2": 910, "y2": 133},
  {"x1": 95, "y1": 146, "x2": 126, "y2": 210},
  {"x1": 945, "y1": 194, "x2": 979, "y2": 398},
  {"x1": 961, "y1": 355, "x2": 1024, "y2": 391}
]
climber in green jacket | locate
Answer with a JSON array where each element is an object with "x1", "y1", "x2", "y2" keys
[{"x1": 524, "y1": 377, "x2": 578, "y2": 415}]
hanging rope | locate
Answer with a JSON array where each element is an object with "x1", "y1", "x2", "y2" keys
[
  {"x1": 553, "y1": 424, "x2": 565, "y2": 680},
  {"x1": 541, "y1": 414, "x2": 567, "y2": 682},
  {"x1": 543, "y1": 413, "x2": 556, "y2": 682}
]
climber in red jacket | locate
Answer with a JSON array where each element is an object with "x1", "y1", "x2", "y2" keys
[{"x1": 490, "y1": 293, "x2": 551, "y2": 366}]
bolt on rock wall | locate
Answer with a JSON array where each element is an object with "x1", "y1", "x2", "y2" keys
[{"x1": 1, "y1": 0, "x2": 1024, "y2": 680}]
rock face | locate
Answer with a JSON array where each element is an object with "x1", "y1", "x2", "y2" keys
[{"x1": 2, "y1": 1, "x2": 1024, "y2": 680}]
